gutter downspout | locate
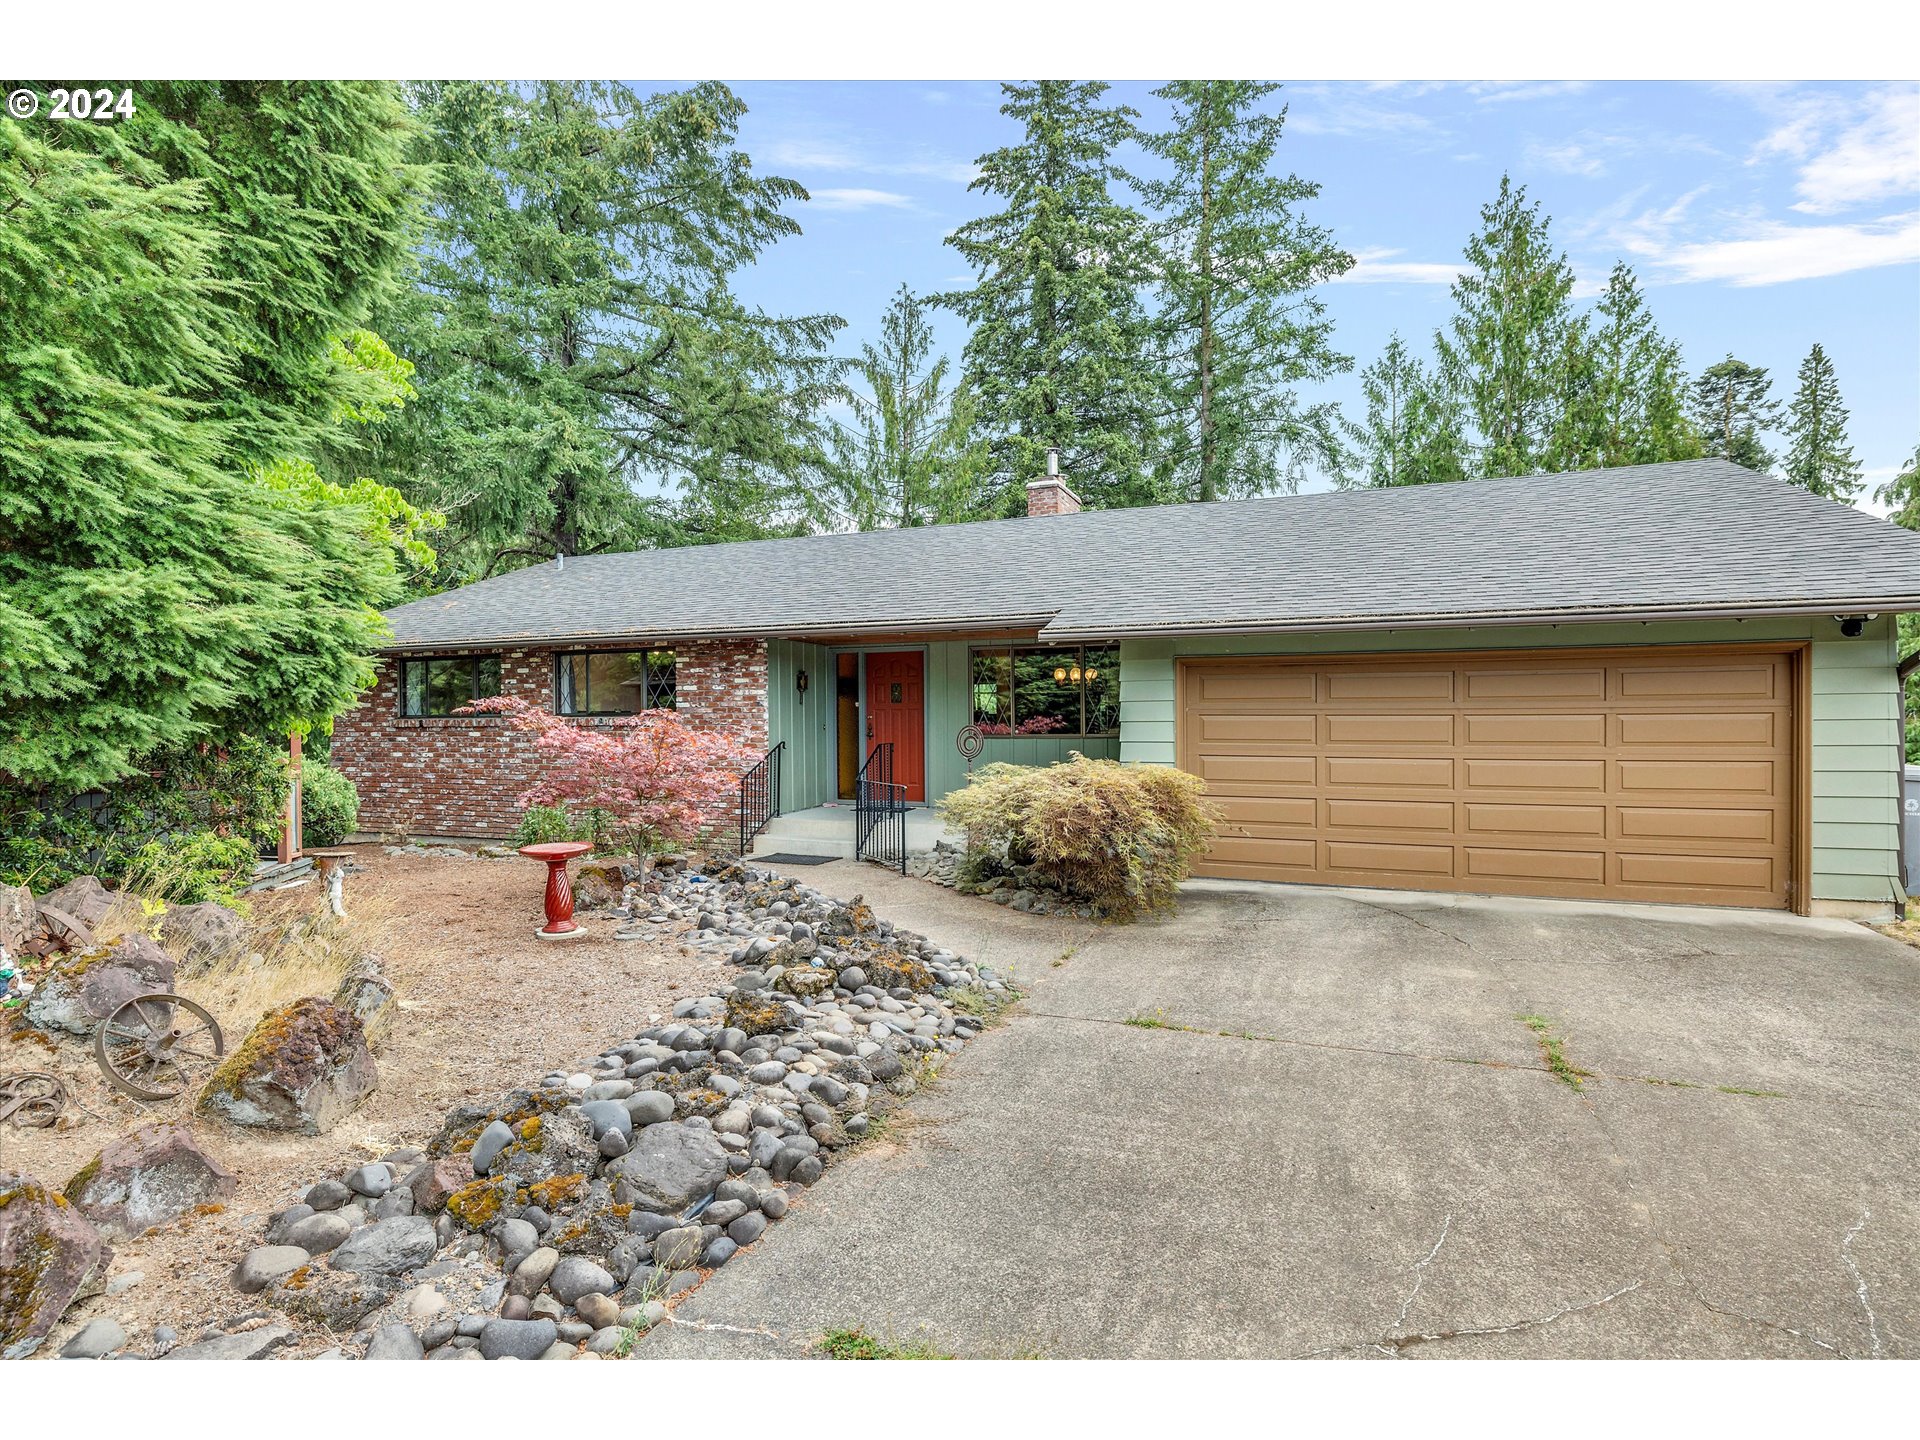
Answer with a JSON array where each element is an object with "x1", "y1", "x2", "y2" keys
[{"x1": 1896, "y1": 648, "x2": 1920, "y2": 919}]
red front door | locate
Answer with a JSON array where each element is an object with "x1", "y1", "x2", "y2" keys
[{"x1": 863, "y1": 651, "x2": 926, "y2": 802}]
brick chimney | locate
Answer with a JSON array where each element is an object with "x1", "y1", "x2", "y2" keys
[{"x1": 1026, "y1": 448, "x2": 1081, "y2": 517}]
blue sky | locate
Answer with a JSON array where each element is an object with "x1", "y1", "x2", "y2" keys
[{"x1": 690, "y1": 80, "x2": 1919, "y2": 505}]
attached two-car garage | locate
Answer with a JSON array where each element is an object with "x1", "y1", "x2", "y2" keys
[{"x1": 1177, "y1": 647, "x2": 1801, "y2": 911}]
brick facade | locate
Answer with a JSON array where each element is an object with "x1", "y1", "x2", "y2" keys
[{"x1": 329, "y1": 639, "x2": 770, "y2": 839}]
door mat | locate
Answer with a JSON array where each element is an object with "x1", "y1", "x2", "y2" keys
[{"x1": 754, "y1": 853, "x2": 839, "y2": 865}]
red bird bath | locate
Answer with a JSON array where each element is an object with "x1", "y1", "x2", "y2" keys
[{"x1": 518, "y1": 841, "x2": 595, "y2": 938}]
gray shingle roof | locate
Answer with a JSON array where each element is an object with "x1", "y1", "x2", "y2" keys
[{"x1": 380, "y1": 461, "x2": 1920, "y2": 651}]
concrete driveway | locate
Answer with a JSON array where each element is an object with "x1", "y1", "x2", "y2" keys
[{"x1": 639, "y1": 868, "x2": 1917, "y2": 1359}]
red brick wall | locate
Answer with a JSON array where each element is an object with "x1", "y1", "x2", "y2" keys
[{"x1": 329, "y1": 640, "x2": 770, "y2": 839}]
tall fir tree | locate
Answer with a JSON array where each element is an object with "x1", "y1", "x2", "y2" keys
[
  {"x1": 936, "y1": 81, "x2": 1161, "y2": 513},
  {"x1": 1690, "y1": 356, "x2": 1781, "y2": 473},
  {"x1": 1343, "y1": 334, "x2": 1470, "y2": 487},
  {"x1": 1878, "y1": 444, "x2": 1920, "y2": 530},
  {"x1": 1552, "y1": 263, "x2": 1701, "y2": 469},
  {"x1": 1434, "y1": 175, "x2": 1580, "y2": 478},
  {"x1": 828, "y1": 286, "x2": 992, "y2": 529},
  {"x1": 374, "y1": 81, "x2": 844, "y2": 578},
  {"x1": 1782, "y1": 342, "x2": 1863, "y2": 501},
  {"x1": 0, "y1": 116, "x2": 425, "y2": 790},
  {"x1": 1134, "y1": 80, "x2": 1352, "y2": 500},
  {"x1": 36, "y1": 81, "x2": 424, "y2": 467}
]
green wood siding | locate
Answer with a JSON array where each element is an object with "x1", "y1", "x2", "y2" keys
[
  {"x1": 766, "y1": 639, "x2": 836, "y2": 811},
  {"x1": 1117, "y1": 615, "x2": 1904, "y2": 905}
]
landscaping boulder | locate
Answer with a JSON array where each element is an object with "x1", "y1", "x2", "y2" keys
[
  {"x1": 571, "y1": 858, "x2": 629, "y2": 912},
  {"x1": 0, "y1": 1173, "x2": 114, "y2": 1359},
  {"x1": 0, "y1": 884, "x2": 34, "y2": 957},
  {"x1": 496, "y1": 1108, "x2": 599, "y2": 1187},
  {"x1": 63, "y1": 1123, "x2": 237, "y2": 1239},
  {"x1": 270, "y1": 1267, "x2": 400, "y2": 1331},
  {"x1": 605, "y1": 1121, "x2": 729, "y2": 1212},
  {"x1": 22, "y1": 935, "x2": 175, "y2": 1036},
  {"x1": 199, "y1": 997, "x2": 377, "y2": 1135},
  {"x1": 36, "y1": 875, "x2": 116, "y2": 930},
  {"x1": 331, "y1": 957, "x2": 394, "y2": 1032},
  {"x1": 157, "y1": 900, "x2": 248, "y2": 963},
  {"x1": 329, "y1": 1214, "x2": 438, "y2": 1276}
]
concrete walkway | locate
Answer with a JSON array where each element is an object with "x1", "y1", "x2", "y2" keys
[{"x1": 638, "y1": 867, "x2": 1918, "y2": 1359}]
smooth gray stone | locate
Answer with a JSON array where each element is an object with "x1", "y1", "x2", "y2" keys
[
  {"x1": 60, "y1": 1317, "x2": 127, "y2": 1358},
  {"x1": 477, "y1": 1318, "x2": 557, "y2": 1361},
  {"x1": 470, "y1": 1119, "x2": 516, "y2": 1174},
  {"x1": 283, "y1": 1211, "x2": 353, "y2": 1256},
  {"x1": 364, "y1": 1323, "x2": 424, "y2": 1359},
  {"x1": 161, "y1": 1326, "x2": 296, "y2": 1360},
  {"x1": 548, "y1": 1256, "x2": 617, "y2": 1305},
  {"x1": 329, "y1": 1215, "x2": 438, "y2": 1276},
  {"x1": 232, "y1": 1245, "x2": 309, "y2": 1294}
]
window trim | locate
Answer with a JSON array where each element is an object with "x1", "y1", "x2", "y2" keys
[
  {"x1": 552, "y1": 648, "x2": 678, "y2": 717},
  {"x1": 397, "y1": 654, "x2": 504, "y2": 718},
  {"x1": 967, "y1": 643, "x2": 1119, "y2": 738}
]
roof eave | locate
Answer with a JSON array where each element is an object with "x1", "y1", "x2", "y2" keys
[
  {"x1": 376, "y1": 611, "x2": 1064, "y2": 655},
  {"x1": 1037, "y1": 596, "x2": 1920, "y2": 641}
]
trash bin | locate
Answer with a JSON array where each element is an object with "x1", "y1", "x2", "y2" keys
[{"x1": 1904, "y1": 767, "x2": 1920, "y2": 894}]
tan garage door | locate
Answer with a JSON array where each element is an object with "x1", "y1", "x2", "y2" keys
[{"x1": 1179, "y1": 648, "x2": 1797, "y2": 909}]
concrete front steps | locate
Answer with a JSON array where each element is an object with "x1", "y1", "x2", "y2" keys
[{"x1": 747, "y1": 804, "x2": 958, "y2": 861}]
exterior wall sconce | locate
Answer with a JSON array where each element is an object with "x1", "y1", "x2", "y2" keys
[{"x1": 795, "y1": 668, "x2": 810, "y2": 701}]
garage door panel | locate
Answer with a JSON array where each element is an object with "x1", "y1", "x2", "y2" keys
[
  {"x1": 1617, "y1": 664, "x2": 1780, "y2": 699},
  {"x1": 1325, "y1": 841, "x2": 1455, "y2": 876},
  {"x1": 1212, "y1": 795, "x2": 1317, "y2": 828},
  {"x1": 1193, "y1": 753, "x2": 1316, "y2": 787},
  {"x1": 1464, "y1": 757, "x2": 1607, "y2": 791},
  {"x1": 1196, "y1": 712, "x2": 1315, "y2": 743},
  {"x1": 1464, "y1": 847, "x2": 1607, "y2": 883},
  {"x1": 1326, "y1": 798, "x2": 1454, "y2": 831},
  {"x1": 1325, "y1": 713, "x2": 1455, "y2": 745},
  {"x1": 1464, "y1": 802, "x2": 1607, "y2": 837},
  {"x1": 1463, "y1": 668, "x2": 1605, "y2": 700},
  {"x1": 1326, "y1": 670, "x2": 1453, "y2": 701},
  {"x1": 1617, "y1": 711, "x2": 1779, "y2": 746},
  {"x1": 1194, "y1": 668, "x2": 1316, "y2": 702},
  {"x1": 1618, "y1": 759, "x2": 1779, "y2": 794},
  {"x1": 1181, "y1": 649, "x2": 1794, "y2": 910},
  {"x1": 1617, "y1": 806, "x2": 1776, "y2": 842},
  {"x1": 1325, "y1": 756, "x2": 1453, "y2": 788},
  {"x1": 1617, "y1": 852, "x2": 1778, "y2": 892},
  {"x1": 1464, "y1": 713, "x2": 1607, "y2": 745}
]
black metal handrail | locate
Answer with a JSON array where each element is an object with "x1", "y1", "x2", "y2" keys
[
  {"x1": 738, "y1": 741, "x2": 786, "y2": 856},
  {"x1": 853, "y1": 742, "x2": 907, "y2": 873}
]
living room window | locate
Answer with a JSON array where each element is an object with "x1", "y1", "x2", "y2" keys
[
  {"x1": 555, "y1": 649, "x2": 677, "y2": 715},
  {"x1": 399, "y1": 655, "x2": 502, "y2": 717},
  {"x1": 968, "y1": 644, "x2": 1119, "y2": 736}
]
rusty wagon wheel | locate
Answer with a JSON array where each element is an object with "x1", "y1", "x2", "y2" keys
[{"x1": 93, "y1": 993, "x2": 225, "y2": 1101}]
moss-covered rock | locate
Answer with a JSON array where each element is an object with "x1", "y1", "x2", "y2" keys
[
  {"x1": 198, "y1": 997, "x2": 376, "y2": 1136},
  {"x1": 864, "y1": 947, "x2": 935, "y2": 994},
  {"x1": 773, "y1": 965, "x2": 833, "y2": 999},
  {"x1": 1, "y1": 1172, "x2": 113, "y2": 1358},
  {"x1": 726, "y1": 991, "x2": 791, "y2": 1037},
  {"x1": 21, "y1": 934, "x2": 174, "y2": 1036},
  {"x1": 63, "y1": 1123, "x2": 235, "y2": 1239}
]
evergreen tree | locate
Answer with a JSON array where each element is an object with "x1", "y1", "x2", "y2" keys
[
  {"x1": 39, "y1": 82, "x2": 423, "y2": 465},
  {"x1": 1878, "y1": 443, "x2": 1920, "y2": 530},
  {"x1": 1555, "y1": 263, "x2": 1702, "y2": 468},
  {"x1": 1782, "y1": 343, "x2": 1863, "y2": 501},
  {"x1": 1343, "y1": 334, "x2": 1470, "y2": 486},
  {"x1": 1135, "y1": 80, "x2": 1352, "y2": 500},
  {"x1": 376, "y1": 81, "x2": 844, "y2": 576},
  {"x1": 1691, "y1": 356, "x2": 1781, "y2": 473},
  {"x1": 0, "y1": 118, "x2": 421, "y2": 790},
  {"x1": 829, "y1": 286, "x2": 992, "y2": 528},
  {"x1": 936, "y1": 81, "x2": 1161, "y2": 512},
  {"x1": 1434, "y1": 175, "x2": 1580, "y2": 477}
]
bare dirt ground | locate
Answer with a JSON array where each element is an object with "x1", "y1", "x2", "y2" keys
[{"x1": 4, "y1": 843, "x2": 730, "y2": 1356}]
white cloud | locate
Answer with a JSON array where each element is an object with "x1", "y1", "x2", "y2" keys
[
  {"x1": 1791, "y1": 86, "x2": 1920, "y2": 214},
  {"x1": 1637, "y1": 211, "x2": 1920, "y2": 287},
  {"x1": 1332, "y1": 247, "x2": 1469, "y2": 285},
  {"x1": 1528, "y1": 140, "x2": 1608, "y2": 177},
  {"x1": 1285, "y1": 85, "x2": 1439, "y2": 139},
  {"x1": 764, "y1": 136, "x2": 976, "y2": 185},
  {"x1": 1467, "y1": 81, "x2": 1591, "y2": 104},
  {"x1": 806, "y1": 187, "x2": 915, "y2": 211}
]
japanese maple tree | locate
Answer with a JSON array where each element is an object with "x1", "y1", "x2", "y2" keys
[{"x1": 469, "y1": 697, "x2": 756, "y2": 855}]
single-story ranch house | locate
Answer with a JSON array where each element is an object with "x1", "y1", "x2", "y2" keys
[{"x1": 331, "y1": 458, "x2": 1920, "y2": 918}]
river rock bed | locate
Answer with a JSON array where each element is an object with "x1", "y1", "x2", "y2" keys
[
  {"x1": 908, "y1": 839, "x2": 1100, "y2": 919},
  {"x1": 168, "y1": 862, "x2": 1008, "y2": 1361}
]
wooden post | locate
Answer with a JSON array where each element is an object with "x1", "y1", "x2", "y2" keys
[{"x1": 278, "y1": 730, "x2": 304, "y2": 864}]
